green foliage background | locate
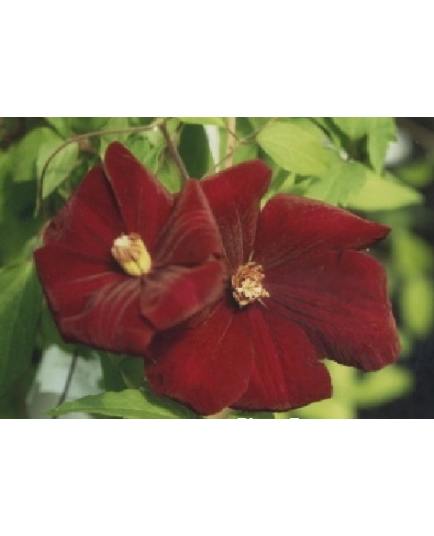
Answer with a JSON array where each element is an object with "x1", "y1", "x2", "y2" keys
[{"x1": 0, "y1": 117, "x2": 432, "y2": 419}]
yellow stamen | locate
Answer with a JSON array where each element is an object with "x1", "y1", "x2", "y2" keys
[
  {"x1": 111, "y1": 233, "x2": 152, "y2": 276},
  {"x1": 232, "y1": 262, "x2": 269, "y2": 307}
]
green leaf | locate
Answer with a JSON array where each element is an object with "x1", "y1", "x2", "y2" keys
[
  {"x1": 367, "y1": 118, "x2": 396, "y2": 173},
  {"x1": 179, "y1": 124, "x2": 212, "y2": 178},
  {"x1": 331, "y1": 117, "x2": 372, "y2": 140},
  {"x1": 98, "y1": 117, "x2": 132, "y2": 155},
  {"x1": 36, "y1": 137, "x2": 79, "y2": 198},
  {"x1": 46, "y1": 118, "x2": 71, "y2": 138},
  {"x1": 13, "y1": 127, "x2": 61, "y2": 183},
  {"x1": 304, "y1": 159, "x2": 366, "y2": 206},
  {"x1": 48, "y1": 388, "x2": 198, "y2": 419},
  {"x1": 179, "y1": 117, "x2": 225, "y2": 127},
  {"x1": 125, "y1": 135, "x2": 164, "y2": 174},
  {"x1": 345, "y1": 170, "x2": 423, "y2": 210},
  {"x1": 401, "y1": 277, "x2": 434, "y2": 338},
  {"x1": 257, "y1": 121, "x2": 331, "y2": 176},
  {"x1": 352, "y1": 367, "x2": 413, "y2": 407},
  {"x1": 230, "y1": 410, "x2": 275, "y2": 419},
  {"x1": 392, "y1": 229, "x2": 434, "y2": 277},
  {"x1": 0, "y1": 261, "x2": 42, "y2": 389}
]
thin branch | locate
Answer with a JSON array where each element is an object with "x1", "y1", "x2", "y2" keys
[
  {"x1": 225, "y1": 117, "x2": 237, "y2": 168},
  {"x1": 159, "y1": 122, "x2": 189, "y2": 185},
  {"x1": 37, "y1": 121, "x2": 164, "y2": 217},
  {"x1": 52, "y1": 348, "x2": 79, "y2": 418},
  {"x1": 206, "y1": 117, "x2": 278, "y2": 176}
]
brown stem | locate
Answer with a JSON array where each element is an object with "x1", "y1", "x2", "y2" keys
[
  {"x1": 225, "y1": 117, "x2": 237, "y2": 168},
  {"x1": 206, "y1": 117, "x2": 278, "y2": 176},
  {"x1": 52, "y1": 349, "x2": 79, "y2": 418},
  {"x1": 159, "y1": 122, "x2": 189, "y2": 185},
  {"x1": 37, "y1": 121, "x2": 164, "y2": 217}
]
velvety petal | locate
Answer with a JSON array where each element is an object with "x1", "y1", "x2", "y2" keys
[
  {"x1": 265, "y1": 249, "x2": 401, "y2": 371},
  {"x1": 146, "y1": 300, "x2": 255, "y2": 415},
  {"x1": 153, "y1": 179, "x2": 224, "y2": 267},
  {"x1": 254, "y1": 194, "x2": 390, "y2": 270},
  {"x1": 201, "y1": 160, "x2": 271, "y2": 270},
  {"x1": 103, "y1": 142, "x2": 173, "y2": 249},
  {"x1": 62, "y1": 277, "x2": 154, "y2": 355},
  {"x1": 141, "y1": 261, "x2": 225, "y2": 330},
  {"x1": 43, "y1": 165, "x2": 122, "y2": 259},
  {"x1": 232, "y1": 306, "x2": 332, "y2": 411},
  {"x1": 34, "y1": 243, "x2": 154, "y2": 354},
  {"x1": 34, "y1": 243, "x2": 122, "y2": 318}
]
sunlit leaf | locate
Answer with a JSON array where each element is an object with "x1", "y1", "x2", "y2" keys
[
  {"x1": 304, "y1": 159, "x2": 365, "y2": 206},
  {"x1": 346, "y1": 170, "x2": 422, "y2": 210},
  {"x1": 257, "y1": 121, "x2": 331, "y2": 176},
  {"x1": 48, "y1": 388, "x2": 198, "y2": 419},
  {"x1": 367, "y1": 117, "x2": 396, "y2": 173},
  {"x1": 331, "y1": 117, "x2": 372, "y2": 140}
]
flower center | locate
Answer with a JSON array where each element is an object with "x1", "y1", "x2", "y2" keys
[
  {"x1": 111, "y1": 233, "x2": 152, "y2": 276},
  {"x1": 231, "y1": 262, "x2": 270, "y2": 307}
]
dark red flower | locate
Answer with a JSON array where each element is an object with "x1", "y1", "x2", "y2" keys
[
  {"x1": 146, "y1": 160, "x2": 401, "y2": 415},
  {"x1": 34, "y1": 142, "x2": 225, "y2": 355}
]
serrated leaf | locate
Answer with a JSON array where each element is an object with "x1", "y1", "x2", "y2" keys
[
  {"x1": 345, "y1": 169, "x2": 423, "y2": 210},
  {"x1": 257, "y1": 121, "x2": 331, "y2": 176},
  {"x1": 0, "y1": 261, "x2": 42, "y2": 389},
  {"x1": 179, "y1": 117, "x2": 225, "y2": 127},
  {"x1": 37, "y1": 137, "x2": 79, "y2": 198},
  {"x1": 367, "y1": 118, "x2": 396, "y2": 173},
  {"x1": 49, "y1": 388, "x2": 198, "y2": 419}
]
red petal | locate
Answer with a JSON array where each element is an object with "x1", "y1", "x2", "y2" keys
[
  {"x1": 254, "y1": 194, "x2": 390, "y2": 270},
  {"x1": 34, "y1": 244, "x2": 154, "y2": 355},
  {"x1": 154, "y1": 179, "x2": 223, "y2": 267},
  {"x1": 266, "y1": 250, "x2": 401, "y2": 371},
  {"x1": 103, "y1": 142, "x2": 173, "y2": 249},
  {"x1": 146, "y1": 300, "x2": 255, "y2": 415},
  {"x1": 201, "y1": 160, "x2": 271, "y2": 270},
  {"x1": 232, "y1": 306, "x2": 332, "y2": 411},
  {"x1": 43, "y1": 165, "x2": 122, "y2": 259},
  {"x1": 141, "y1": 261, "x2": 224, "y2": 330}
]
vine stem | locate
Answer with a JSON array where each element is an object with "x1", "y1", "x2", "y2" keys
[
  {"x1": 52, "y1": 348, "x2": 79, "y2": 419},
  {"x1": 159, "y1": 121, "x2": 189, "y2": 185},
  {"x1": 225, "y1": 117, "x2": 237, "y2": 168},
  {"x1": 206, "y1": 117, "x2": 278, "y2": 176},
  {"x1": 37, "y1": 121, "x2": 164, "y2": 217}
]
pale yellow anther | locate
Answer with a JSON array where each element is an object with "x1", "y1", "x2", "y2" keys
[
  {"x1": 232, "y1": 262, "x2": 270, "y2": 307},
  {"x1": 111, "y1": 233, "x2": 152, "y2": 277}
]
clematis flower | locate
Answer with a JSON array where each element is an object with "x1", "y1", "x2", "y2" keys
[
  {"x1": 146, "y1": 160, "x2": 401, "y2": 416},
  {"x1": 34, "y1": 142, "x2": 225, "y2": 356}
]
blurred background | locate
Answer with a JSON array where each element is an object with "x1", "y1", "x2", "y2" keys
[{"x1": 0, "y1": 117, "x2": 433, "y2": 419}]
